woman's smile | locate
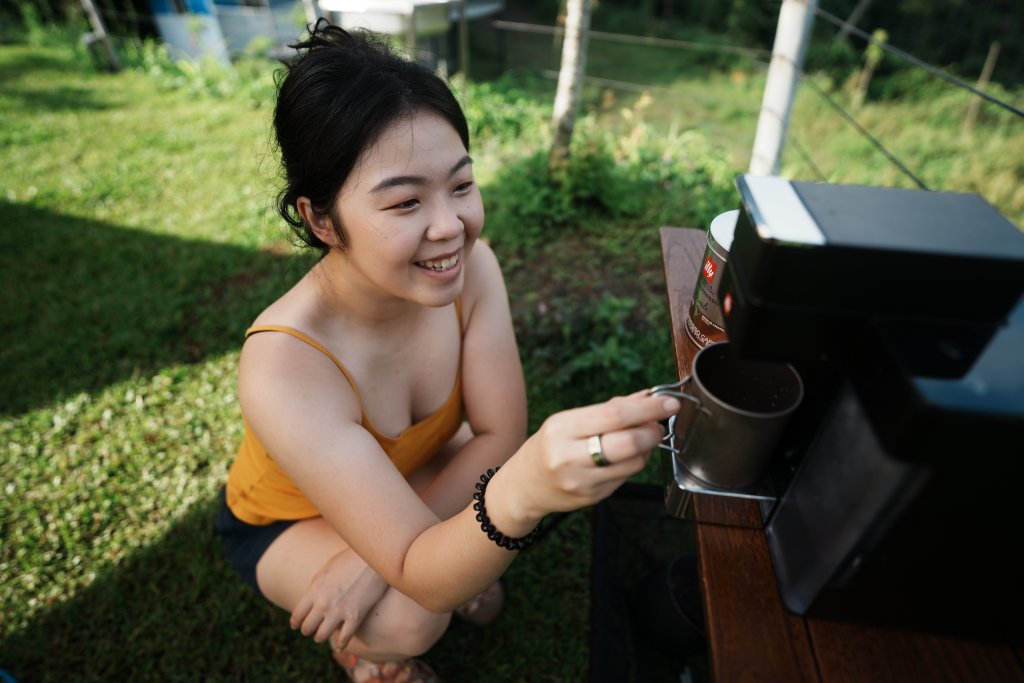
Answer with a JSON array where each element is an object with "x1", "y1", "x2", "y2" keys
[{"x1": 415, "y1": 250, "x2": 461, "y2": 277}]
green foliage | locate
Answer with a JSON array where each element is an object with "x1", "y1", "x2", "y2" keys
[
  {"x1": 11, "y1": 1, "x2": 90, "y2": 60},
  {"x1": 805, "y1": 33, "x2": 862, "y2": 76},
  {"x1": 460, "y1": 75, "x2": 550, "y2": 144},
  {"x1": 525, "y1": 293, "x2": 646, "y2": 388},
  {"x1": 864, "y1": 28, "x2": 888, "y2": 71},
  {"x1": 16, "y1": 2, "x2": 47, "y2": 45},
  {"x1": 482, "y1": 109, "x2": 737, "y2": 251},
  {"x1": 118, "y1": 36, "x2": 280, "y2": 107},
  {"x1": 516, "y1": 289, "x2": 676, "y2": 424}
]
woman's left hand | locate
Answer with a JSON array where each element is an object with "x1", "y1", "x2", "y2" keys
[{"x1": 289, "y1": 551, "x2": 390, "y2": 650}]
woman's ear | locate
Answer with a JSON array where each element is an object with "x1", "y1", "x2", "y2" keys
[{"x1": 296, "y1": 196, "x2": 341, "y2": 247}]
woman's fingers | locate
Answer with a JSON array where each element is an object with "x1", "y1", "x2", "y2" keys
[
  {"x1": 559, "y1": 393, "x2": 680, "y2": 440},
  {"x1": 290, "y1": 598, "x2": 312, "y2": 630},
  {"x1": 332, "y1": 621, "x2": 357, "y2": 651},
  {"x1": 589, "y1": 421, "x2": 665, "y2": 468},
  {"x1": 315, "y1": 612, "x2": 343, "y2": 643},
  {"x1": 300, "y1": 611, "x2": 324, "y2": 637}
]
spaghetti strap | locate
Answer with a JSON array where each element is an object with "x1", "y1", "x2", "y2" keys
[
  {"x1": 245, "y1": 325, "x2": 364, "y2": 409},
  {"x1": 245, "y1": 298, "x2": 462, "y2": 420}
]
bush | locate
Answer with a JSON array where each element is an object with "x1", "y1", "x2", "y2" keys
[
  {"x1": 481, "y1": 110, "x2": 738, "y2": 251},
  {"x1": 517, "y1": 292, "x2": 673, "y2": 408}
]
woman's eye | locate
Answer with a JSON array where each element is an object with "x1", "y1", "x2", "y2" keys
[
  {"x1": 454, "y1": 181, "x2": 474, "y2": 194},
  {"x1": 391, "y1": 198, "x2": 420, "y2": 210}
]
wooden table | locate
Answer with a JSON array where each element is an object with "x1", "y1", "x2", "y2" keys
[{"x1": 659, "y1": 227, "x2": 1024, "y2": 682}]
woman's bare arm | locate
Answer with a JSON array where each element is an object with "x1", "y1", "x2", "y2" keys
[{"x1": 238, "y1": 287, "x2": 679, "y2": 613}]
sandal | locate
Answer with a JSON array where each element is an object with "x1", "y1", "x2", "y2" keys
[
  {"x1": 454, "y1": 581, "x2": 504, "y2": 626},
  {"x1": 334, "y1": 651, "x2": 441, "y2": 683}
]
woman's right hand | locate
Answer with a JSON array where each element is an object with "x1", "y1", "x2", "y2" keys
[
  {"x1": 502, "y1": 391, "x2": 682, "y2": 520},
  {"x1": 290, "y1": 551, "x2": 389, "y2": 651}
]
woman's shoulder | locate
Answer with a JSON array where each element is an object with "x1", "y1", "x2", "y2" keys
[
  {"x1": 463, "y1": 241, "x2": 506, "y2": 303},
  {"x1": 459, "y1": 240, "x2": 514, "y2": 338},
  {"x1": 238, "y1": 326, "x2": 363, "y2": 434},
  {"x1": 238, "y1": 281, "x2": 361, "y2": 420}
]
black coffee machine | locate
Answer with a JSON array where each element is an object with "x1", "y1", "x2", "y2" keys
[{"x1": 697, "y1": 175, "x2": 1024, "y2": 644}]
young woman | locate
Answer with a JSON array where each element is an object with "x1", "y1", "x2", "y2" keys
[{"x1": 215, "y1": 20, "x2": 681, "y2": 682}]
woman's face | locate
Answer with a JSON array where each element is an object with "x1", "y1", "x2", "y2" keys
[{"x1": 332, "y1": 109, "x2": 484, "y2": 308}]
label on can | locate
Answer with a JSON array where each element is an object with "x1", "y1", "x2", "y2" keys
[{"x1": 685, "y1": 210, "x2": 739, "y2": 348}]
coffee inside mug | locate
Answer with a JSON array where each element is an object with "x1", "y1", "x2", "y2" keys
[{"x1": 692, "y1": 343, "x2": 802, "y2": 415}]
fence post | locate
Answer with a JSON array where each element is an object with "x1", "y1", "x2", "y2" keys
[
  {"x1": 458, "y1": 0, "x2": 469, "y2": 78},
  {"x1": 963, "y1": 41, "x2": 1000, "y2": 134},
  {"x1": 748, "y1": 0, "x2": 817, "y2": 176},
  {"x1": 79, "y1": 0, "x2": 122, "y2": 72}
]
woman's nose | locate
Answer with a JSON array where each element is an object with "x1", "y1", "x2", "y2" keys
[{"x1": 425, "y1": 199, "x2": 463, "y2": 241}]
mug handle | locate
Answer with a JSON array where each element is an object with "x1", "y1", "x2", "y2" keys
[
  {"x1": 657, "y1": 415, "x2": 679, "y2": 453},
  {"x1": 649, "y1": 377, "x2": 702, "y2": 454},
  {"x1": 649, "y1": 376, "x2": 702, "y2": 407}
]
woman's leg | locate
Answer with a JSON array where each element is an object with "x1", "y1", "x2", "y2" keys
[
  {"x1": 256, "y1": 517, "x2": 451, "y2": 661},
  {"x1": 255, "y1": 423, "x2": 487, "y2": 664}
]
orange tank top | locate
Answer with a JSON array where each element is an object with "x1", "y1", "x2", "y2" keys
[{"x1": 225, "y1": 301, "x2": 464, "y2": 525}]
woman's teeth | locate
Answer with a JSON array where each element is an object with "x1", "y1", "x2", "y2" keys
[{"x1": 418, "y1": 253, "x2": 459, "y2": 271}]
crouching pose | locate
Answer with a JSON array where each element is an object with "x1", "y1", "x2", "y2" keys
[{"x1": 215, "y1": 19, "x2": 681, "y2": 682}]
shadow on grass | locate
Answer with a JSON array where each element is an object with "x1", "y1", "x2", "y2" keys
[
  {"x1": 0, "y1": 490, "x2": 645, "y2": 682},
  {"x1": 0, "y1": 199, "x2": 313, "y2": 415},
  {"x1": 0, "y1": 494, "x2": 337, "y2": 681}
]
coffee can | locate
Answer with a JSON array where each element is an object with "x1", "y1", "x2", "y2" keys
[{"x1": 685, "y1": 209, "x2": 739, "y2": 349}]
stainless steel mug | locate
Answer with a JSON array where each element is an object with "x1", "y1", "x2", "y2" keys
[{"x1": 651, "y1": 342, "x2": 803, "y2": 489}]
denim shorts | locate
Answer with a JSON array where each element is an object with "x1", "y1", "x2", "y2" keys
[{"x1": 214, "y1": 487, "x2": 298, "y2": 598}]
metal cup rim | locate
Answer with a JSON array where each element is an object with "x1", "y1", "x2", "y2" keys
[{"x1": 689, "y1": 341, "x2": 804, "y2": 419}]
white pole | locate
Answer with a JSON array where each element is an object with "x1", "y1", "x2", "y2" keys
[
  {"x1": 748, "y1": 0, "x2": 817, "y2": 176},
  {"x1": 458, "y1": 0, "x2": 469, "y2": 78},
  {"x1": 80, "y1": 0, "x2": 121, "y2": 71}
]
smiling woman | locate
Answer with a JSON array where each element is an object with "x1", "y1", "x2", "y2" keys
[{"x1": 214, "y1": 18, "x2": 680, "y2": 682}]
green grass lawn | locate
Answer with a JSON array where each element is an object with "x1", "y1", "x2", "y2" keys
[{"x1": 2, "y1": 8, "x2": 1022, "y2": 680}]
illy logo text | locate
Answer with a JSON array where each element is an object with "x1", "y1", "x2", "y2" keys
[{"x1": 702, "y1": 256, "x2": 716, "y2": 283}]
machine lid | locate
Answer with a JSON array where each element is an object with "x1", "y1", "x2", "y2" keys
[
  {"x1": 736, "y1": 175, "x2": 825, "y2": 246},
  {"x1": 736, "y1": 174, "x2": 1024, "y2": 263},
  {"x1": 792, "y1": 180, "x2": 1024, "y2": 260}
]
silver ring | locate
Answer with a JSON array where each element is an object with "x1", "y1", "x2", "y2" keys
[{"x1": 588, "y1": 434, "x2": 610, "y2": 467}]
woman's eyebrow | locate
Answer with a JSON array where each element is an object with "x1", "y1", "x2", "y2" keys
[
  {"x1": 449, "y1": 155, "x2": 473, "y2": 176},
  {"x1": 370, "y1": 155, "x2": 473, "y2": 194}
]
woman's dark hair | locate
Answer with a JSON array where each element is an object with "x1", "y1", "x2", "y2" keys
[{"x1": 274, "y1": 19, "x2": 470, "y2": 252}]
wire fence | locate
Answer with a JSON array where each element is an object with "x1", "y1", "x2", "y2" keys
[
  {"x1": 19, "y1": 0, "x2": 1022, "y2": 208},
  {"x1": 812, "y1": 6, "x2": 1024, "y2": 120},
  {"x1": 491, "y1": 9, "x2": 1021, "y2": 200}
]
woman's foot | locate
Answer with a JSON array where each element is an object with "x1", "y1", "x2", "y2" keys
[
  {"x1": 334, "y1": 651, "x2": 440, "y2": 683},
  {"x1": 453, "y1": 581, "x2": 504, "y2": 626}
]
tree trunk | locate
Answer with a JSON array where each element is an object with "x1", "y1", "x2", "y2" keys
[
  {"x1": 549, "y1": 0, "x2": 591, "y2": 169},
  {"x1": 458, "y1": 0, "x2": 470, "y2": 78},
  {"x1": 963, "y1": 41, "x2": 1000, "y2": 134},
  {"x1": 835, "y1": 0, "x2": 873, "y2": 43}
]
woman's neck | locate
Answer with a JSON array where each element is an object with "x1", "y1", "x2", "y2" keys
[{"x1": 308, "y1": 249, "x2": 425, "y2": 336}]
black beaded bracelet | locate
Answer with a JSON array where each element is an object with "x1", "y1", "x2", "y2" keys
[{"x1": 472, "y1": 467, "x2": 542, "y2": 551}]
